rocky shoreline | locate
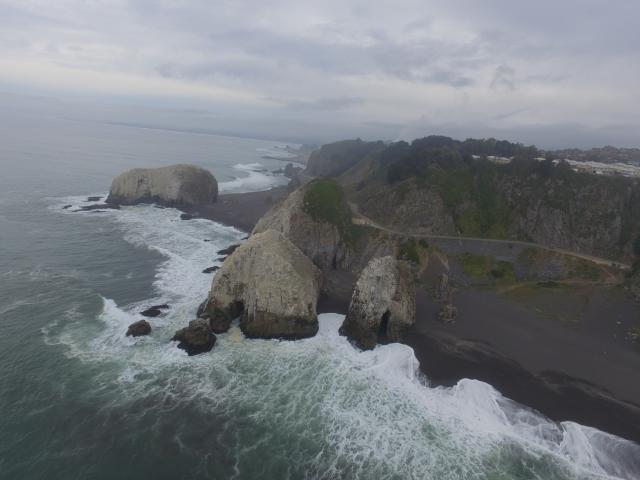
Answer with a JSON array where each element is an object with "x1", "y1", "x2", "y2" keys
[
  {"x1": 105, "y1": 164, "x2": 640, "y2": 444},
  {"x1": 202, "y1": 185, "x2": 640, "y2": 444}
]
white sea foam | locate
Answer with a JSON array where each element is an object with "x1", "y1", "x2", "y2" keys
[
  {"x1": 44, "y1": 200, "x2": 640, "y2": 480},
  {"x1": 218, "y1": 162, "x2": 288, "y2": 194}
]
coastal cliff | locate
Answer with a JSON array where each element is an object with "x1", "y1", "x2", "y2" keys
[
  {"x1": 107, "y1": 164, "x2": 218, "y2": 207},
  {"x1": 306, "y1": 137, "x2": 640, "y2": 262}
]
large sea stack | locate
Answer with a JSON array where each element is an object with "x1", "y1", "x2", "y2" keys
[
  {"x1": 200, "y1": 229, "x2": 322, "y2": 339},
  {"x1": 340, "y1": 256, "x2": 416, "y2": 350},
  {"x1": 106, "y1": 164, "x2": 218, "y2": 207}
]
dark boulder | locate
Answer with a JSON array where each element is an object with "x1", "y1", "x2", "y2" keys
[
  {"x1": 126, "y1": 319, "x2": 151, "y2": 337},
  {"x1": 87, "y1": 196, "x2": 103, "y2": 202},
  {"x1": 216, "y1": 244, "x2": 240, "y2": 256},
  {"x1": 62, "y1": 204, "x2": 72, "y2": 210},
  {"x1": 180, "y1": 213, "x2": 193, "y2": 220},
  {"x1": 140, "y1": 304, "x2": 170, "y2": 317},
  {"x1": 202, "y1": 266, "x2": 220, "y2": 274},
  {"x1": 172, "y1": 319, "x2": 216, "y2": 355},
  {"x1": 438, "y1": 303, "x2": 458, "y2": 324}
]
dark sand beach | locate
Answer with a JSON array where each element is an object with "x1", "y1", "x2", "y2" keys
[{"x1": 201, "y1": 186, "x2": 640, "y2": 443}]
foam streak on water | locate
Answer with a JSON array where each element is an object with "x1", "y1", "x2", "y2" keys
[
  {"x1": 45, "y1": 201, "x2": 640, "y2": 480},
  {"x1": 219, "y1": 163, "x2": 289, "y2": 193}
]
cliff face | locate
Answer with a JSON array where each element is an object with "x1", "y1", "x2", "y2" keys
[
  {"x1": 202, "y1": 230, "x2": 321, "y2": 339},
  {"x1": 306, "y1": 137, "x2": 640, "y2": 262},
  {"x1": 253, "y1": 180, "x2": 399, "y2": 275},
  {"x1": 107, "y1": 164, "x2": 218, "y2": 207},
  {"x1": 352, "y1": 172, "x2": 640, "y2": 262},
  {"x1": 253, "y1": 186, "x2": 351, "y2": 271},
  {"x1": 501, "y1": 176, "x2": 638, "y2": 259}
]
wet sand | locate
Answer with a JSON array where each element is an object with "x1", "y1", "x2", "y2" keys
[{"x1": 185, "y1": 186, "x2": 289, "y2": 232}]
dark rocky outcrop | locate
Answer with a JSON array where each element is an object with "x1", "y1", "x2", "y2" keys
[
  {"x1": 73, "y1": 203, "x2": 120, "y2": 212},
  {"x1": 438, "y1": 303, "x2": 458, "y2": 323},
  {"x1": 62, "y1": 204, "x2": 72, "y2": 210},
  {"x1": 126, "y1": 319, "x2": 151, "y2": 337},
  {"x1": 202, "y1": 266, "x2": 220, "y2": 274},
  {"x1": 340, "y1": 256, "x2": 416, "y2": 350},
  {"x1": 87, "y1": 196, "x2": 102, "y2": 202},
  {"x1": 106, "y1": 164, "x2": 218, "y2": 208},
  {"x1": 180, "y1": 213, "x2": 193, "y2": 220},
  {"x1": 140, "y1": 304, "x2": 169, "y2": 317},
  {"x1": 201, "y1": 230, "x2": 322, "y2": 339},
  {"x1": 172, "y1": 319, "x2": 216, "y2": 355},
  {"x1": 216, "y1": 244, "x2": 240, "y2": 256}
]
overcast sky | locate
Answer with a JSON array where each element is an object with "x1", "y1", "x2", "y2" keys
[{"x1": 1, "y1": 0, "x2": 638, "y2": 147}]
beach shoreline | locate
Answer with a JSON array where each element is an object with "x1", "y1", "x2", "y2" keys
[{"x1": 199, "y1": 186, "x2": 640, "y2": 444}]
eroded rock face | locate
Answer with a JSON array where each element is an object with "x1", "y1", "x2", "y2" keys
[
  {"x1": 106, "y1": 164, "x2": 218, "y2": 207},
  {"x1": 253, "y1": 186, "x2": 351, "y2": 271},
  {"x1": 340, "y1": 256, "x2": 416, "y2": 350},
  {"x1": 202, "y1": 230, "x2": 322, "y2": 339},
  {"x1": 172, "y1": 318, "x2": 216, "y2": 355}
]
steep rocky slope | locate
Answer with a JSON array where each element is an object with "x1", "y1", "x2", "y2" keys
[
  {"x1": 306, "y1": 137, "x2": 640, "y2": 262},
  {"x1": 200, "y1": 230, "x2": 321, "y2": 339},
  {"x1": 340, "y1": 256, "x2": 416, "y2": 350}
]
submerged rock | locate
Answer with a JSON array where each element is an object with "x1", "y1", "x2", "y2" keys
[
  {"x1": 140, "y1": 304, "x2": 169, "y2": 317},
  {"x1": 202, "y1": 229, "x2": 321, "y2": 339},
  {"x1": 87, "y1": 196, "x2": 102, "y2": 202},
  {"x1": 180, "y1": 213, "x2": 194, "y2": 220},
  {"x1": 340, "y1": 256, "x2": 415, "y2": 350},
  {"x1": 202, "y1": 266, "x2": 219, "y2": 274},
  {"x1": 62, "y1": 204, "x2": 72, "y2": 210},
  {"x1": 106, "y1": 164, "x2": 218, "y2": 208},
  {"x1": 172, "y1": 319, "x2": 216, "y2": 355},
  {"x1": 126, "y1": 319, "x2": 151, "y2": 337},
  {"x1": 73, "y1": 203, "x2": 120, "y2": 212}
]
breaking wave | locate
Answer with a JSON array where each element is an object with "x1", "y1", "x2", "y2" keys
[{"x1": 43, "y1": 199, "x2": 640, "y2": 480}]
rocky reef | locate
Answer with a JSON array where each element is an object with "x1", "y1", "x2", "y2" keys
[
  {"x1": 106, "y1": 164, "x2": 218, "y2": 208},
  {"x1": 172, "y1": 319, "x2": 216, "y2": 355},
  {"x1": 340, "y1": 256, "x2": 416, "y2": 350},
  {"x1": 200, "y1": 229, "x2": 322, "y2": 339},
  {"x1": 126, "y1": 319, "x2": 151, "y2": 337}
]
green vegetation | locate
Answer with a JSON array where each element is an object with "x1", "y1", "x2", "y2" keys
[
  {"x1": 569, "y1": 259, "x2": 603, "y2": 281},
  {"x1": 303, "y1": 179, "x2": 361, "y2": 245},
  {"x1": 490, "y1": 261, "x2": 516, "y2": 282},
  {"x1": 460, "y1": 253, "x2": 516, "y2": 285},
  {"x1": 460, "y1": 253, "x2": 493, "y2": 278},
  {"x1": 398, "y1": 238, "x2": 423, "y2": 265}
]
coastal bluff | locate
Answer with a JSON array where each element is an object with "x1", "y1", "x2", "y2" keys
[{"x1": 106, "y1": 164, "x2": 218, "y2": 207}]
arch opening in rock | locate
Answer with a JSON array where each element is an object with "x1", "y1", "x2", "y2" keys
[{"x1": 378, "y1": 310, "x2": 390, "y2": 342}]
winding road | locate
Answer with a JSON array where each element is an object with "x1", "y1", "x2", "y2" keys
[{"x1": 348, "y1": 202, "x2": 631, "y2": 271}]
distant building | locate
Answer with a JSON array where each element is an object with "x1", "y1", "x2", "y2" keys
[{"x1": 474, "y1": 154, "x2": 640, "y2": 178}]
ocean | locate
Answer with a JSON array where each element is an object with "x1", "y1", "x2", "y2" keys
[{"x1": 1, "y1": 99, "x2": 639, "y2": 480}]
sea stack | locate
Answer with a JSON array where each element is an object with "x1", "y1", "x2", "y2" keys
[
  {"x1": 200, "y1": 229, "x2": 322, "y2": 339},
  {"x1": 340, "y1": 256, "x2": 416, "y2": 350},
  {"x1": 106, "y1": 164, "x2": 218, "y2": 208}
]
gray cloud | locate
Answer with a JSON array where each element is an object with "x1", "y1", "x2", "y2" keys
[{"x1": 0, "y1": 0, "x2": 638, "y2": 148}]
